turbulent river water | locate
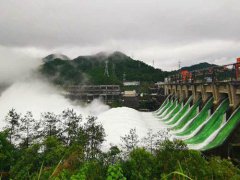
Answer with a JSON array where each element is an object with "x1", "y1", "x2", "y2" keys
[
  {"x1": 2, "y1": 79, "x2": 239, "y2": 151},
  {"x1": 0, "y1": 80, "x2": 170, "y2": 150}
]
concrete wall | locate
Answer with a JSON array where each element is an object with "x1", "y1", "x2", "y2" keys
[{"x1": 164, "y1": 82, "x2": 240, "y2": 109}]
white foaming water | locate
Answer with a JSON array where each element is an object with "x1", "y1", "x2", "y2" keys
[
  {"x1": 97, "y1": 107, "x2": 168, "y2": 150},
  {"x1": 188, "y1": 113, "x2": 226, "y2": 150},
  {"x1": 0, "y1": 79, "x2": 109, "y2": 128},
  {"x1": 0, "y1": 51, "x2": 170, "y2": 150},
  {"x1": 157, "y1": 101, "x2": 172, "y2": 118},
  {"x1": 163, "y1": 104, "x2": 184, "y2": 124},
  {"x1": 0, "y1": 79, "x2": 169, "y2": 150},
  {"x1": 172, "y1": 107, "x2": 199, "y2": 134}
]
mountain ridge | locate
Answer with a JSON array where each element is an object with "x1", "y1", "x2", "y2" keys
[
  {"x1": 43, "y1": 54, "x2": 71, "y2": 62},
  {"x1": 40, "y1": 51, "x2": 217, "y2": 86}
]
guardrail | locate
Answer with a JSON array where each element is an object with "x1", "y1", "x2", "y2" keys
[{"x1": 167, "y1": 62, "x2": 240, "y2": 84}]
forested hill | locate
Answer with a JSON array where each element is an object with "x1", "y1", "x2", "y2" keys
[
  {"x1": 181, "y1": 62, "x2": 217, "y2": 72},
  {"x1": 40, "y1": 51, "x2": 218, "y2": 86},
  {"x1": 168, "y1": 62, "x2": 218, "y2": 76},
  {"x1": 40, "y1": 51, "x2": 169, "y2": 85}
]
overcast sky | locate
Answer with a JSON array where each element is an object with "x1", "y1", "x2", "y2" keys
[{"x1": 0, "y1": 0, "x2": 240, "y2": 70}]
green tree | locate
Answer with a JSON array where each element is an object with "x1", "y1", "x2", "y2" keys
[
  {"x1": 42, "y1": 136, "x2": 66, "y2": 167},
  {"x1": 5, "y1": 109, "x2": 20, "y2": 144},
  {"x1": 84, "y1": 116, "x2": 105, "y2": 160},
  {"x1": 61, "y1": 109, "x2": 82, "y2": 145},
  {"x1": 208, "y1": 156, "x2": 240, "y2": 179},
  {"x1": 155, "y1": 139, "x2": 211, "y2": 179},
  {"x1": 121, "y1": 128, "x2": 139, "y2": 156},
  {"x1": 141, "y1": 129, "x2": 169, "y2": 154},
  {"x1": 71, "y1": 161, "x2": 107, "y2": 180},
  {"x1": 38, "y1": 112, "x2": 61, "y2": 138},
  {"x1": 10, "y1": 143, "x2": 42, "y2": 180},
  {"x1": 122, "y1": 148, "x2": 154, "y2": 180},
  {"x1": 107, "y1": 163, "x2": 126, "y2": 180},
  {"x1": 103, "y1": 145, "x2": 121, "y2": 165},
  {"x1": 0, "y1": 130, "x2": 15, "y2": 172},
  {"x1": 19, "y1": 111, "x2": 35, "y2": 148}
]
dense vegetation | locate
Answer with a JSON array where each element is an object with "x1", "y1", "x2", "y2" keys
[
  {"x1": 181, "y1": 62, "x2": 217, "y2": 72},
  {"x1": 40, "y1": 52, "x2": 169, "y2": 86},
  {"x1": 1, "y1": 109, "x2": 240, "y2": 179},
  {"x1": 40, "y1": 52, "x2": 221, "y2": 87}
]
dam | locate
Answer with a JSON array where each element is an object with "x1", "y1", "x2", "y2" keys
[{"x1": 156, "y1": 60, "x2": 240, "y2": 159}]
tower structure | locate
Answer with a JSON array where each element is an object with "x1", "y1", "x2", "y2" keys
[
  {"x1": 104, "y1": 61, "x2": 109, "y2": 77},
  {"x1": 112, "y1": 63, "x2": 116, "y2": 76},
  {"x1": 178, "y1": 61, "x2": 181, "y2": 69}
]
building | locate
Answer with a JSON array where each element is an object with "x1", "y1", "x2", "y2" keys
[
  {"x1": 64, "y1": 85, "x2": 121, "y2": 102},
  {"x1": 122, "y1": 90, "x2": 139, "y2": 109}
]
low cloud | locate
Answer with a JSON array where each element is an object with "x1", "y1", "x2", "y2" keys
[
  {"x1": 0, "y1": 46, "x2": 42, "y2": 84},
  {"x1": 0, "y1": 78, "x2": 109, "y2": 128},
  {"x1": 0, "y1": 0, "x2": 239, "y2": 70},
  {"x1": 3, "y1": 39, "x2": 239, "y2": 72}
]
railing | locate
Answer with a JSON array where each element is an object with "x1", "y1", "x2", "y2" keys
[
  {"x1": 64, "y1": 85, "x2": 121, "y2": 96},
  {"x1": 167, "y1": 62, "x2": 240, "y2": 84}
]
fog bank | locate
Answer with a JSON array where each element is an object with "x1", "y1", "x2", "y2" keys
[{"x1": 0, "y1": 78, "x2": 109, "y2": 128}]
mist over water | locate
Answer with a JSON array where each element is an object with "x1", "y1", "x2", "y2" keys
[
  {"x1": 98, "y1": 107, "x2": 168, "y2": 150},
  {"x1": 0, "y1": 46, "x2": 41, "y2": 84},
  {"x1": 0, "y1": 79, "x2": 110, "y2": 128},
  {"x1": 0, "y1": 50, "x2": 109, "y2": 128},
  {"x1": 0, "y1": 77, "x2": 168, "y2": 150},
  {"x1": 0, "y1": 50, "x2": 169, "y2": 149}
]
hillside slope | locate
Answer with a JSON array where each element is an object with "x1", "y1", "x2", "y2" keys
[
  {"x1": 181, "y1": 62, "x2": 217, "y2": 72},
  {"x1": 40, "y1": 52, "x2": 218, "y2": 86},
  {"x1": 40, "y1": 51, "x2": 168, "y2": 85}
]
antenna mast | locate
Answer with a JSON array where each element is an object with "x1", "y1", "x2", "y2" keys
[{"x1": 178, "y1": 61, "x2": 181, "y2": 70}]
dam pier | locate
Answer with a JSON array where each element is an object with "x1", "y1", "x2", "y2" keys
[
  {"x1": 156, "y1": 60, "x2": 240, "y2": 160},
  {"x1": 164, "y1": 81, "x2": 240, "y2": 110}
]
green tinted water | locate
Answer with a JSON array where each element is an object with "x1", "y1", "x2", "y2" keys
[
  {"x1": 176, "y1": 98, "x2": 213, "y2": 136},
  {"x1": 172, "y1": 99, "x2": 201, "y2": 130},
  {"x1": 184, "y1": 99, "x2": 229, "y2": 145},
  {"x1": 166, "y1": 96, "x2": 192, "y2": 125},
  {"x1": 201, "y1": 106, "x2": 240, "y2": 151}
]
